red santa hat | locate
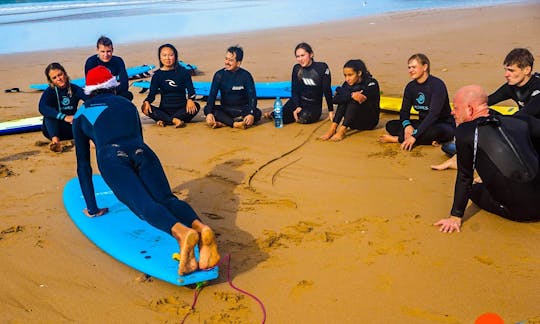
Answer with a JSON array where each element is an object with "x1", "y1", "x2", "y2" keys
[{"x1": 84, "y1": 65, "x2": 119, "y2": 95}]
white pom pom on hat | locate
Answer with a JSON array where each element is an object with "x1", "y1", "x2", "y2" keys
[{"x1": 84, "y1": 65, "x2": 120, "y2": 95}]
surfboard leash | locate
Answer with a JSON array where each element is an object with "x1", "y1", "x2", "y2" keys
[{"x1": 180, "y1": 253, "x2": 267, "y2": 324}]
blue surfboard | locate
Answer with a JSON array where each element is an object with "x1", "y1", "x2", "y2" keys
[
  {"x1": 63, "y1": 175, "x2": 219, "y2": 286},
  {"x1": 0, "y1": 116, "x2": 43, "y2": 136},
  {"x1": 30, "y1": 64, "x2": 156, "y2": 91},
  {"x1": 133, "y1": 80, "x2": 292, "y2": 99}
]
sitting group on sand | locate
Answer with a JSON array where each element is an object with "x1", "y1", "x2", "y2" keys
[{"x1": 37, "y1": 35, "x2": 540, "y2": 275}]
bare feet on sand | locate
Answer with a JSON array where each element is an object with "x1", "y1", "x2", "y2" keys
[
  {"x1": 378, "y1": 134, "x2": 398, "y2": 143},
  {"x1": 430, "y1": 155, "x2": 457, "y2": 171},
  {"x1": 330, "y1": 126, "x2": 347, "y2": 141},
  {"x1": 172, "y1": 118, "x2": 185, "y2": 128},
  {"x1": 263, "y1": 111, "x2": 273, "y2": 119},
  {"x1": 49, "y1": 141, "x2": 62, "y2": 153},
  {"x1": 319, "y1": 130, "x2": 335, "y2": 140},
  {"x1": 198, "y1": 227, "x2": 220, "y2": 270},
  {"x1": 171, "y1": 225, "x2": 199, "y2": 275},
  {"x1": 233, "y1": 121, "x2": 247, "y2": 129},
  {"x1": 156, "y1": 120, "x2": 166, "y2": 127}
]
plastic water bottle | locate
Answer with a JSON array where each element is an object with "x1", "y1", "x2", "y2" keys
[{"x1": 274, "y1": 97, "x2": 283, "y2": 128}]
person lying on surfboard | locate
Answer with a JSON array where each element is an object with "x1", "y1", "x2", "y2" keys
[
  {"x1": 38, "y1": 62, "x2": 87, "y2": 152},
  {"x1": 141, "y1": 43, "x2": 200, "y2": 128},
  {"x1": 378, "y1": 53, "x2": 455, "y2": 151},
  {"x1": 264, "y1": 42, "x2": 334, "y2": 125},
  {"x1": 319, "y1": 59, "x2": 380, "y2": 141},
  {"x1": 431, "y1": 48, "x2": 540, "y2": 171},
  {"x1": 73, "y1": 66, "x2": 220, "y2": 275},
  {"x1": 85, "y1": 36, "x2": 134, "y2": 102}
]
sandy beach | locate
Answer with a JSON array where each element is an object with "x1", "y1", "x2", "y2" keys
[{"x1": 1, "y1": 2, "x2": 539, "y2": 323}]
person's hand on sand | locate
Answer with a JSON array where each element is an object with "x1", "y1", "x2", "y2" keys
[
  {"x1": 83, "y1": 207, "x2": 109, "y2": 218},
  {"x1": 433, "y1": 216, "x2": 461, "y2": 233},
  {"x1": 293, "y1": 107, "x2": 302, "y2": 122},
  {"x1": 401, "y1": 136, "x2": 416, "y2": 151}
]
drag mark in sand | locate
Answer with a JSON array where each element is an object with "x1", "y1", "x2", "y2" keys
[{"x1": 248, "y1": 122, "x2": 326, "y2": 190}]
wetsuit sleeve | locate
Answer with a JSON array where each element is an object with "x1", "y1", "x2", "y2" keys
[
  {"x1": 450, "y1": 124, "x2": 475, "y2": 217},
  {"x1": 291, "y1": 65, "x2": 302, "y2": 107},
  {"x1": 38, "y1": 88, "x2": 66, "y2": 120},
  {"x1": 399, "y1": 86, "x2": 413, "y2": 128},
  {"x1": 144, "y1": 72, "x2": 160, "y2": 104},
  {"x1": 516, "y1": 92, "x2": 540, "y2": 119},
  {"x1": 332, "y1": 84, "x2": 351, "y2": 104},
  {"x1": 413, "y1": 79, "x2": 448, "y2": 138},
  {"x1": 246, "y1": 71, "x2": 257, "y2": 114},
  {"x1": 74, "y1": 84, "x2": 88, "y2": 102},
  {"x1": 185, "y1": 71, "x2": 196, "y2": 100},
  {"x1": 362, "y1": 78, "x2": 380, "y2": 102},
  {"x1": 73, "y1": 112, "x2": 98, "y2": 214},
  {"x1": 84, "y1": 56, "x2": 95, "y2": 75},
  {"x1": 116, "y1": 57, "x2": 129, "y2": 93},
  {"x1": 322, "y1": 63, "x2": 333, "y2": 111},
  {"x1": 488, "y1": 83, "x2": 512, "y2": 106},
  {"x1": 206, "y1": 71, "x2": 222, "y2": 114}
]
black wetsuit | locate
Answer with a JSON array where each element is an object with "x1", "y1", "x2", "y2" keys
[
  {"x1": 144, "y1": 67, "x2": 200, "y2": 125},
  {"x1": 332, "y1": 76, "x2": 380, "y2": 130},
  {"x1": 203, "y1": 68, "x2": 261, "y2": 127},
  {"x1": 38, "y1": 84, "x2": 86, "y2": 140},
  {"x1": 85, "y1": 55, "x2": 133, "y2": 101},
  {"x1": 385, "y1": 75, "x2": 455, "y2": 145},
  {"x1": 279, "y1": 61, "x2": 333, "y2": 124},
  {"x1": 451, "y1": 116, "x2": 540, "y2": 221},
  {"x1": 73, "y1": 92, "x2": 200, "y2": 231},
  {"x1": 488, "y1": 72, "x2": 540, "y2": 110}
]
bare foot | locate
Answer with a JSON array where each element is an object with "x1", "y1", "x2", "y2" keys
[
  {"x1": 178, "y1": 229, "x2": 199, "y2": 275},
  {"x1": 430, "y1": 156, "x2": 457, "y2": 171},
  {"x1": 233, "y1": 121, "x2": 246, "y2": 129},
  {"x1": 49, "y1": 141, "x2": 62, "y2": 153},
  {"x1": 330, "y1": 132, "x2": 345, "y2": 141},
  {"x1": 378, "y1": 134, "x2": 398, "y2": 143},
  {"x1": 156, "y1": 120, "x2": 166, "y2": 127},
  {"x1": 172, "y1": 118, "x2": 185, "y2": 128},
  {"x1": 198, "y1": 227, "x2": 220, "y2": 270},
  {"x1": 319, "y1": 130, "x2": 334, "y2": 141},
  {"x1": 212, "y1": 121, "x2": 225, "y2": 129},
  {"x1": 431, "y1": 141, "x2": 441, "y2": 147},
  {"x1": 263, "y1": 111, "x2": 273, "y2": 119}
]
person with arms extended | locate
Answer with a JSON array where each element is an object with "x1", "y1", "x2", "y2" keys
[
  {"x1": 73, "y1": 66, "x2": 220, "y2": 275},
  {"x1": 141, "y1": 44, "x2": 200, "y2": 128},
  {"x1": 432, "y1": 48, "x2": 540, "y2": 171},
  {"x1": 319, "y1": 59, "x2": 380, "y2": 141},
  {"x1": 434, "y1": 85, "x2": 540, "y2": 233},
  {"x1": 265, "y1": 42, "x2": 333, "y2": 125},
  {"x1": 84, "y1": 35, "x2": 133, "y2": 101},
  {"x1": 204, "y1": 45, "x2": 261, "y2": 129},
  {"x1": 378, "y1": 53, "x2": 455, "y2": 151},
  {"x1": 38, "y1": 62, "x2": 87, "y2": 152}
]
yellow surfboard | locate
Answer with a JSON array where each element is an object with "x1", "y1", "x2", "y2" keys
[{"x1": 379, "y1": 96, "x2": 517, "y2": 116}]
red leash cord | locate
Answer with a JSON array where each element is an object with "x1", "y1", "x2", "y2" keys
[{"x1": 181, "y1": 253, "x2": 267, "y2": 323}]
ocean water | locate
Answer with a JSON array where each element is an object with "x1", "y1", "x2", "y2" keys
[{"x1": 0, "y1": 0, "x2": 527, "y2": 54}]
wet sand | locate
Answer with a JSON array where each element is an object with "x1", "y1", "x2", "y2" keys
[{"x1": 0, "y1": 3, "x2": 539, "y2": 323}]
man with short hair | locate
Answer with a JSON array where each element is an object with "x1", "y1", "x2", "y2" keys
[
  {"x1": 84, "y1": 36, "x2": 133, "y2": 101},
  {"x1": 204, "y1": 45, "x2": 261, "y2": 129},
  {"x1": 434, "y1": 85, "x2": 540, "y2": 233}
]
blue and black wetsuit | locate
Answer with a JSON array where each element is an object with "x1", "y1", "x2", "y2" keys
[
  {"x1": 38, "y1": 83, "x2": 86, "y2": 140},
  {"x1": 451, "y1": 115, "x2": 540, "y2": 221},
  {"x1": 73, "y1": 92, "x2": 199, "y2": 232},
  {"x1": 203, "y1": 68, "x2": 261, "y2": 127},
  {"x1": 385, "y1": 75, "x2": 455, "y2": 145},
  {"x1": 279, "y1": 61, "x2": 333, "y2": 124},
  {"x1": 144, "y1": 67, "x2": 200, "y2": 124},
  {"x1": 84, "y1": 55, "x2": 133, "y2": 101},
  {"x1": 332, "y1": 76, "x2": 380, "y2": 130}
]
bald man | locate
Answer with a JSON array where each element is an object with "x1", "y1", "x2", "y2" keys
[{"x1": 434, "y1": 85, "x2": 540, "y2": 233}]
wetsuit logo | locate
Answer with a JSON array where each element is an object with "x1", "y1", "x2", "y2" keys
[
  {"x1": 166, "y1": 79, "x2": 178, "y2": 87},
  {"x1": 531, "y1": 90, "x2": 540, "y2": 97},
  {"x1": 232, "y1": 86, "x2": 244, "y2": 90},
  {"x1": 302, "y1": 78, "x2": 316, "y2": 86},
  {"x1": 416, "y1": 92, "x2": 426, "y2": 105},
  {"x1": 61, "y1": 96, "x2": 70, "y2": 106}
]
